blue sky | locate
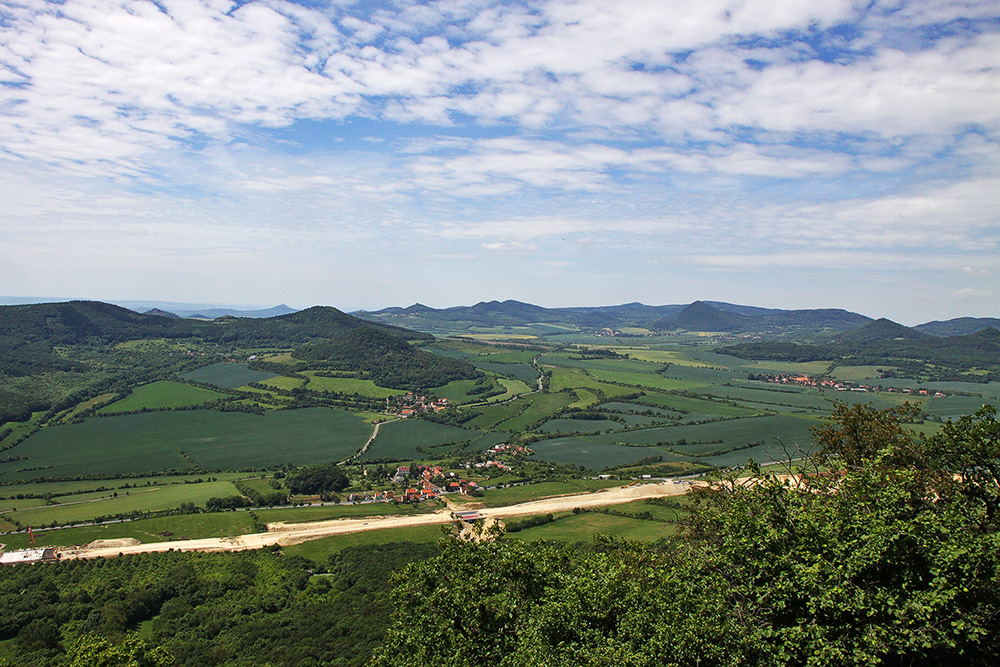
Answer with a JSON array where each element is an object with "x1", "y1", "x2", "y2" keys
[{"x1": 1, "y1": 0, "x2": 998, "y2": 324}]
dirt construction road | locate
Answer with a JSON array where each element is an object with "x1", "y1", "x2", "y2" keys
[{"x1": 59, "y1": 481, "x2": 700, "y2": 560}]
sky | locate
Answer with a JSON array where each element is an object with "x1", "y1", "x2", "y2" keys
[{"x1": 1, "y1": 0, "x2": 998, "y2": 324}]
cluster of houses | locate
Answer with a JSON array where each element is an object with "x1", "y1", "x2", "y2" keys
[
  {"x1": 387, "y1": 393, "x2": 450, "y2": 417},
  {"x1": 345, "y1": 464, "x2": 481, "y2": 504},
  {"x1": 752, "y1": 373, "x2": 946, "y2": 397},
  {"x1": 485, "y1": 442, "x2": 531, "y2": 457}
]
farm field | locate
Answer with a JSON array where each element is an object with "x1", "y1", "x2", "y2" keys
[
  {"x1": 1, "y1": 511, "x2": 257, "y2": 550},
  {"x1": 530, "y1": 414, "x2": 820, "y2": 469},
  {"x1": 6, "y1": 480, "x2": 241, "y2": 526},
  {"x1": 0, "y1": 408, "x2": 373, "y2": 481},
  {"x1": 260, "y1": 375, "x2": 306, "y2": 391},
  {"x1": 491, "y1": 392, "x2": 577, "y2": 432},
  {"x1": 510, "y1": 511, "x2": 675, "y2": 542},
  {"x1": 178, "y1": 362, "x2": 278, "y2": 389},
  {"x1": 282, "y1": 523, "x2": 444, "y2": 560},
  {"x1": 98, "y1": 380, "x2": 228, "y2": 413},
  {"x1": 471, "y1": 361, "x2": 540, "y2": 384},
  {"x1": 361, "y1": 419, "x2": 489, "y2": 461},
  {"x1": 452, "y1": 479, "x2": 625, "y2": 508},
  {"x1": 545, "y1": 367, "x2": 639, "y2": 398},
  {"x1": 303, "y1": 372, "x2": 406, "y2": 397},
  {"x1": 3, "y1": 315, "x2": 998, "y2": 559}
]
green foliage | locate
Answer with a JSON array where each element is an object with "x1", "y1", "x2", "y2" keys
[
  {"x1": 724, "y1": 325, "x2": 1000, "y2": 381},
  {"x1": 374, "y1": 404, "x2": 1000, "y2": 666},
  {"x1": 64, "y1": 633, "x2": 174, "y2": 666},
  {"x1": 293, "y1": 327, "x2": 481, "y2": 390},
  {"x1": 285, "y1": 462, "x2": 349, "y2": 495},
  {"x1": 0, "y1": 543, "x2": 436, "y2": 667}
]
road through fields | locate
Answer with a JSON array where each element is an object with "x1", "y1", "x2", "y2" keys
[{"x1": 60, "y1": 480, "x2": 700, "y2": 560}]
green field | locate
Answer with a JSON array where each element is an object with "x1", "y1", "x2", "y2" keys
[
  {"x1": 179, "y1": 363, "x2": 278, "y2": 389},
  {"x1": 510, "y1": 512, "x2": 674, "y2": 542},
  {"x1": 539, "y1": 417, "x2": 623, "y2": 434},
  {"x1": 492, "y1": 392, "x2": 577, "y2": 431},
  {"x1": 433, "y1": 379, "x2": 491, "y2": 404},
  {"x1": 705, "y1": 384, "x2": 832, "y2": 410},
  {"x1": 828, "y1": 365, "x2": 889, "y2": 382},
  {"x1": 530, "y1": 414, "x2": 819, "y2": 469},
  {"x1": 303, "y1": 372, "x2": 406, "y2": 398},
  {"x1": 1, "y1": 511, "x2": 257, "y2": 550},
  {"x1": 260, "y1": 375, "x2": 306, "y2": 391},
  {"x1": 282, "y1": 523, "x2": 445, "y2": 560},
  {"x1": 545, "y1": 367, "x2": 637, "y2": 398},
  {"x1": 461, "y1": 479, "x2": 624, "y2": 508},
  {"x1": 472, "y1": 361, "x2": 540, "y2": 384},
  {"x1": 98, "y1": 381, "x2": 228, "y2": 413},
  {"x1": 0, "y1": 408, "x2": 373, "y2": 481},
  {"x1": 361, "y1": 419, "x2": 487, "y2": 461},
  {"x1": 5, "y1": 480, "x2": 240, "y2": 526}
]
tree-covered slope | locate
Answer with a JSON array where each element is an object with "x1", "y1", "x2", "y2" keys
[
  {"x1": 722, "y1": 322, "x2": 1000, "y2": 381},
  {"x1": 292, "y1": 326, "x2": 481, "y2": 390},
  {"x1": 373, "y1": 405, "x2": 1000, "y2": 667},
  {"x1": 915, "y1": 316, "x2": 1000, "y2": 337}
]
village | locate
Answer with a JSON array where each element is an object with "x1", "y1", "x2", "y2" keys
[
  {"x1": 386, "y1": 392, "x2": 450, "y2": 417},
  {"x1": 750, "y1": 372, "x2": 947, "y2": 397},
  {"x1": 345, "y1": 441, "x2": 534, "y2": 505}
]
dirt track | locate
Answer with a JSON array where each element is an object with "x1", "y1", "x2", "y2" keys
[{"x1": 59, "y1": 481, "x2": 701, "y2": 560}]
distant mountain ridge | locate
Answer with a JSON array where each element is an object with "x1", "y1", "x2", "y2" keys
[
  {"x1": 357, "y1": 299, "x2": 875, "y2": 335},
  {"x1": 357, "y1": 299, "x2": 995, "y2": 338},
  {"x1": 915, "y1": 317, "x2": 1000, "y2": 337},
  {"x1": 181, "y1": 304, "x2": 298, "y2": 319},
  {"x1": 0, "y1": 300, "x2": 428, "y2": 354}
]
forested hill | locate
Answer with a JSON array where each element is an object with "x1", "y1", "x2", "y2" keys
[
  {"x1": 0, "y1": 301, "x2": 427, "y2": 349},
  {"x1": 649, "y1": 301, "x2": 872, "y2": 333},
  {"x1": 722, "y1": 319, "x2": 1000, "y2": 381},
  {"x1": 292, "y1": 326, "x2": 481, "y2": 390},
  {"x1": 915, "y1": 316, "x2": 1000, "y2": 337},
  {"x1": 357, "y1": 298, "x2": 874, "y2": 335}
]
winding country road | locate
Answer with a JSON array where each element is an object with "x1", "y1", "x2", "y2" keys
[{"x1": 59, "y1": 480, "x2": 700, "y2": 560}]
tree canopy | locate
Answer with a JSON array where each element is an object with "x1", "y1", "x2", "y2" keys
[
  {"x1": 285, "y1": 462, "x2": 350, "y2": 495},
  {"x1": 373, "y1": 404, "x2": 1000, "y2": 667}
]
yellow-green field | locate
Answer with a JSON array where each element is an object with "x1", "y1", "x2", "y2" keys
[
  {"x1": 260, "y1": 375, "x2": 306, "y2": 390},
  {"x1": 303, "y1": 372, "x2": 407, "y2": 397},
  {"x1": 98, "y1": 381, "x2": 227, "y2": 413}
]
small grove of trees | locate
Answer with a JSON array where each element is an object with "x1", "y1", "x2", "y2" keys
[
  {"x1": 284, "y1": 462, "x2": 350, "y2": 495},
  {"x1": 372, "y1": 403, "x2": 1000, "y2": 667}
]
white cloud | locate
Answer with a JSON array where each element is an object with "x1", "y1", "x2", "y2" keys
[
  {"x1": 1, "y1": 0, "x2": 999, "y2": 317},
  {"x1": 954, "y1": 287, "x2": 992, "y2": 298}
]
